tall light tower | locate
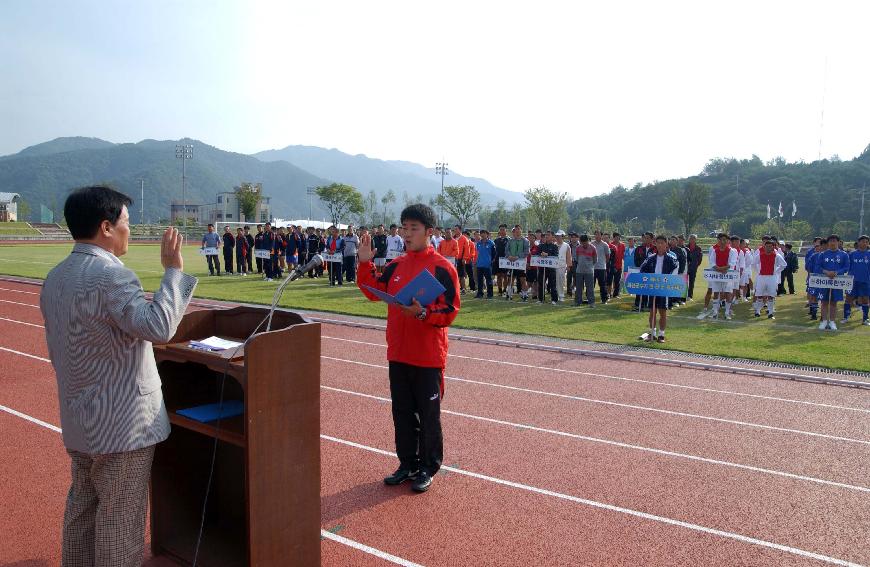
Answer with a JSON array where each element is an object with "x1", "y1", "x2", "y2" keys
[
  {"x1": 175, "y1": 144, "x2": 193, "y2": 235},
  {"x1": 138, "y1": 178, "x2": 145, "y2": 225},
  {"x1": 306, "y1": 186, "x2": 317, "y2": 223},
  {"x1": 435, "y1": 161, "x2": 448, "y2": 225}
]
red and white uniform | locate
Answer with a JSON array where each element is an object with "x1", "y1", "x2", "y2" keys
[
  {"x1": 752, "y1": 249, "x2": 787, "y2": 297},
  {"x1": 740, "y1": 246, "x2": 752, "y2": 285},
  {"x1": 708, "y1": 245, "x2": 738, "y2": 293}
]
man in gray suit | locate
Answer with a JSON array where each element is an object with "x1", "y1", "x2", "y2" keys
[{"x1": 41, "y1": 186, "x2": 197, "y2": 567}]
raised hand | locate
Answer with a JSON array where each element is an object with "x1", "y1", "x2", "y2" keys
[
  {"x1": 358, "y1": 232, "x2": 374, "y2": 262},
  {"x1": 161, "y1": 227, "x2": 184, "y2": 271}
]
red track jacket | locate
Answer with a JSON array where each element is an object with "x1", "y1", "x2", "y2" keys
[{"x1": 357, "y1": 246, "x2": 460, "y2": 369}]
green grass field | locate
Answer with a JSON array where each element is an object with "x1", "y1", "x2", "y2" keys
[
  {"x1": 0, "y1": 222, "x2": 41, "y2": 235},
  {"x1": 0, "y1": 243, "x2": 866, "y2": 372}
]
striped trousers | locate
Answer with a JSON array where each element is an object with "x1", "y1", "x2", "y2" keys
[{"x1": 62, "y1": 445, "x2": 155, "y2": 567}]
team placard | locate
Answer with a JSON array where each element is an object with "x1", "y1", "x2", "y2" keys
[
  {"x1": 499, "y1": 258, "x2": 527, "y2": 270},
  {"x1": 808, "y1": 274, "x2": 854, "y2": 291},
  {"x1": 529, "y1": 256, "x2": 565, "y2": 269},
  {"x1": 624, "y1": 272, "x2": 687, "y2": 297},
  {"x1": 321, "y1": 252, "x2": 343, "y2": 263},
  {"x1": 253, "y1": 249, "x2": 271, "y2": 260},
  {"x1": 199, "y1": 247, "x2": 219, "y2": 256},
  {"x1": 703, "y1": 269, "x2": 739, "y2": 283},
  {"x1": 386, "y1": 250, "x2": 403, "y2": 260}
]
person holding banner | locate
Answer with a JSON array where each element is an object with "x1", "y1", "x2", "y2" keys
[
  {"x1": 841, "y1": 235, "x2": 870, "y2": 325},
  {"x1": 505, "y1": 225, "x2": 530, "y2": 301},
  {"x1": 555, "y1": 230, "x2": 572, "y2": 301},
  {"x1": 805, "y1": 238, "x2": 823, "y2": 319},
  {"x1": 244, "y1": 226, "x2": 255, "y2": 273},
  {"x1": 698, "y1": 233, "x2": 738, "y2": 320},
  {"x1": 222, "y1": 226, "x2": 235, "y2": 275},
  {"x1": 254, "y1": 225, "x2": 265, "y2": 274},
  {"x1": 815, "y1": 234, "x2": 850, "y2": 330},
  {"x1": 325, "y1": 226, "x2": 345, "y2": 286},
  {"x1": 573, "y1": 234, "x2": 597, "y2": 307},
  {"x1": 356, "y1": 204, "x2": 460, "y2": 493},
  {"x1": 751, "y1": 238, "x2": 786, "y2": 319},
  {"x1": 201, "y1": 224, "x2": 221, "y2": 276},
  {"x1": 494, "y1": 224, "x2": 509, "y2": 297},
  {"x1": 535, "y1": 231, "x2": 560, "y2": 305},
  {"x1": 638, "y1": 235, "x2": 679, "y2": 342},
  {"x1": 686, "y1": 234, "x2": 703, "y2": 300},
  {"x1": 259, "y1": 222, "x2": 275, "y2": 281}
]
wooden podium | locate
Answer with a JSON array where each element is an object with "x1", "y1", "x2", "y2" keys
[{"x1": 150, "y1": 306, "x2": 320, "y2": 567}]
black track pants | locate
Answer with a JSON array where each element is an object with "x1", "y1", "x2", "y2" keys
[{"x1": 388, "y1": 361, "x2": 443, "y2": 475}]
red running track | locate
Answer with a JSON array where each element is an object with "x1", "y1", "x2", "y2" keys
[{"x1": 0, "y1": 280, "x2": 869, "y2": 566}]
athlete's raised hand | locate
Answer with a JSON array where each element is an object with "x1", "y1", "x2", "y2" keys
[{"x1": 358, "y1": 232, "x2": 374, "y2": 262}]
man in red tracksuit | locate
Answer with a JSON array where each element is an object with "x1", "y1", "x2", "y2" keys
[{"x1": 357, "y1": 204, "x2": 461, "y2": 492}]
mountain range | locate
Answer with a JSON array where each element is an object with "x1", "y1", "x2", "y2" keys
[{"x1": 0, "y1": 137, "x2": 523, "y2": 223}]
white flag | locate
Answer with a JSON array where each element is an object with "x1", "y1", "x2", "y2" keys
[
  {"x1": 767, "y1": 203, "x2": 771, "y2": 219},
  {"x1": 792, "y1": 200, "x2": 797, "y2": 217},
  {"x1": 778, "y1": 202, "x2": 784, "y2": 218}
]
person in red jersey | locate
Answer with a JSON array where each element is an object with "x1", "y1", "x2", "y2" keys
[{"x1": 357, "y1": 203, "x2": 461, "y2": 493}]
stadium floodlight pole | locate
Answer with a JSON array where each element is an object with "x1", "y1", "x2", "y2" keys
[
  {"x1": 175, "y1": 144, "x2": 193, "y2": 235},
  {"x1": 138, "y1": 178, "x2": 145, "y2": 225},
  {"x1": 860, "y1": 185, "x2": 866, "y2": 238},
  {"x1": 306, "y1": 186, "x2": 317, "y2": 222},
  {"x1": 435, "y1": 161, "x2": 448, "y2": 224}
]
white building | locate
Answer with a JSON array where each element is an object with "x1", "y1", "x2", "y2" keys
[{"x1": 0, "y1": 193, "x2": 20, "y2": 222}]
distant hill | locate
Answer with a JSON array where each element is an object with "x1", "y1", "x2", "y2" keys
[
  {"x1": 564, "y1": 147, "x2": 870, "y2": 238},
  {"x1": 253, "y1": 145, "x2": 524, "y2": 206},
  {"x1": 0, "y1": 137, "x2": 331, "y2": 223}
]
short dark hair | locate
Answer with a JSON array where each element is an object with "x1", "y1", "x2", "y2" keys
[
  {"x1": 656, "y1": 234, "x2": 668, "y2": 242},
  {"x1": 244, "y1": 225, "x2": 250, "y2": 230},
  {"x1": 498, "y1": 224, "x2": 508, "y2": 229},
  {"x1": 580, "y1": 234, "x2": 589, "y2": 242},
  {"x1": 612, "y1": 232, "x2": 620, "y2": 238},
  {"x1": 207, "y1": 223, "x2": 214, "y2": 228},
  {"x1": 828, "y1": 234, "x2": 840, "y2": 242},
  {"x1": 643, "y1": 231, "x2": 654, "y2": 238},
  {"x1": 859, "y1": 235, "x2": 870, "y2": 242},
  {"x1": 717, "y1": 232, "x2": 728, "y2": 239},
  {"x1": 257, "y1": 224, "x2": 263, "y2": 228},
  {"x1": 481, "y1": 229, "x2": 490, "y2": 235},
  {"x1": 400, "y1": 204, "x2": 437, "y2": 229},
  {"x1": 390, "y1": 224, "x2": 398, "y2": 229},
  {"x1": 64, "y1": 185, "x2": 132, "y2": 240},
  {"x1": 785, "y1": 243, "x2": 793, "y2": 249}
]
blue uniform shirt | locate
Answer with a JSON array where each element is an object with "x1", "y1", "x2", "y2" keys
[
  {"x1": 475, "y1": 240, "x2": 496, "y2": 267},
  {"x1": 814, "y1": 249, "x2": 850, "y2": 275},
  {"x1": 848, "y1": 249, "x2": 870, "y2": 283}
]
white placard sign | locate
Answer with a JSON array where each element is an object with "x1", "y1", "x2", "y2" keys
[
  {"x1": 529, "y1": 256, "x2": 565, "y2": 269},
  {"x1": 809, "y1": 274, "x2": 854, "y2": 291},
  {"x1": 443, "y1": 256, "x2": 456, "y2": 265},
  {"x1": 253, "y1": 249, "x2": 271, "y2": 259},
  {"x1": 499, "y1": 258, "x2": 527, "y2": 270},
  {"x1": 703, "y1": 269, "x2": 739, "y2": 283},
  {"x1": 199, "y1": 247, "x2": 219, "y2": 256},
  {"x1": 386, "y1": 249, "x2": 403, "y2": 260},
  {"x1": 322, "y1": 252, "x2": 343, "y2": 263},
  {"x1": 374, "y1": 257, "x2": 387, "y2": 267}
]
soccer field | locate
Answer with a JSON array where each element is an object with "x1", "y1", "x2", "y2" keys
[{"x1": 0, "y1": 242, "x2": 867, "y2": 372}]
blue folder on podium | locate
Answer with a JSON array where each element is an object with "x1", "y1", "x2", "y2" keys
[
  {"x1": 364, "y1": 268, "x2": 446, "y2": 307},
  {"x1": 176, "y1": 400, "x2": 244, "y2": 423}
]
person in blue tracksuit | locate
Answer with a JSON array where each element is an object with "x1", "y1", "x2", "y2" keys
[
  {"x1": 844, "y1": 235, "x2": 870, "y2": 325},
  {"x1": 805, "y1": 237, "x2": 822, "y2": 320}
]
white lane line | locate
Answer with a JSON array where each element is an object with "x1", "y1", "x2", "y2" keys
[
  {"x1": 0, "y1": 298, "x2": 39, "y2": 308},
  {"x1": 0, "y1": 346, "x2": 50, "y2": 362},
  {"x1": 320, "y1": 530, "x2": 425, "y2": 567},
  {"x1": 0, "y1": 287, "x2": 39, "y2": 295},
  {"x1": 322, "y1": 335, "x2": 870, "y2": 415},
  {"x1": 321, "y1": 385, "x2": 870, "y2": 494},
  {"x1": 321, "y1": 356, "x2": 870, "y2": 447},
  {"x1": 0, "y1": 405, "x2": 426, "y2": 567},
  {"x1": 0, "y1": 316, "x2": 44, "y2": 328},
  {"x1": 320, "y1": 435, "x2": 864, "y2": 567},
  {"x1": 0, "y1": 404, "x2": 62, "y2": 433},
  {"x1": 3, "y1": 403, "x2": 859, "y2": 567}
]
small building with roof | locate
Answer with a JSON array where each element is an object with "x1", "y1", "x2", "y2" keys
[{"x1": 0, "y1": 193, "x2": 21, "y2": 222}]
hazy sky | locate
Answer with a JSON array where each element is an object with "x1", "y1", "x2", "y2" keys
[{"x1": 2, "y1": 0, "x2": 869, "y2": 198}]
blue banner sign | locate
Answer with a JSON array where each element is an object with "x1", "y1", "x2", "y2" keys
[{"x1": 625, "y1": 272, "x2": 687, "y2": 297}]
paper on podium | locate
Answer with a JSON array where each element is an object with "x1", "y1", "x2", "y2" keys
[
  {"x1": 189, "y1": 336, "x2": 244, "y2": 351},
  {"x1": 364, "y1": 268, "x2": 446, "y2": 307}
]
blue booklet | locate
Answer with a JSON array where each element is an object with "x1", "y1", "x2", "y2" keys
[
  {"x1": 176, "y1": 400, "x2": 244, "y2": 423},
  {"x1": 364, "y1": 268, "x2": 447, "y2": 307}
]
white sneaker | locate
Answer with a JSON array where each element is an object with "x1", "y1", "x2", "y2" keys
[
  {"x1": 725, "y1": 312, "x2": 732, "y2": 320},
  {"x1": 829, "y1": 321, "x2": 838, "y2": 331},
  {"x1": 818, "y1": 320, "x2": 828, "y2": 330},
  {"x1": 840, "y1": 318, "x2": 849, "y2": 324},
  {"x1": 863, "y1": 319, "x2": 870, "y2": 326},
  {"x1": 696, "y1": 309, "x2": 708, "y2": 320}
]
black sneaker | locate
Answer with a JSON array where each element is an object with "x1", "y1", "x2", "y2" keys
[
  {"x1": 384, "y1": 468, "x2": 418, "y2": 486},
  {"x1": 411, "y1": 471, "x2": 433, "y2": 492},
  {"x1": 768, "y1": 313, "x2": 775, "y2": 320}
]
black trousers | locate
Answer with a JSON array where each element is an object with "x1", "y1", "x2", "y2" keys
[
  {"x1": 594, "y1": 268, "x2": 608, "y2": 302},
  {"x1": 476, "y1": 266, "x2": 493, "y2": 297},
  {"x1": 256, "y1": 256, "x2": 263, "y2": 273},
  {"x1": 389, "y1": 361, "x2": 443, "y2": 475},
  {"x1": 537, "y1": 268, "x2": 558, "y2": 302},
  {"x1": 456, "y1": 260, "x2": 467, "y2": 290},
  {"x1": 566, "y1": 270, "x2": 575, "y2": 296},
  {"x1": 223, "y1": 247, "x2": 234, "y2": 273},
  {"x1": 329, "y1": 261, "x2": 343, "y2": 284},
  {"x1": 687, "y1": 268, "x2": 698, "y2": 298},
  {"x1": 236, "y1": 252, "x2": 247, "y2": 273},
  {"x1": 779, "y1": 270, "x2": 795, "y2": 294},
  {"x1": 342, "y1": 256, "x2": 356, "y2": 282},
  {"x1": 246, "y1": 248, "x2": 253, "y2": 272},
  {"x1": 205, "y1": 254, "x2": 221, "y2": 275}
]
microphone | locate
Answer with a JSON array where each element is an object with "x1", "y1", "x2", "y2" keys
[{"x1": 289, "y1": 254, "x2": 323, "y2": 281}]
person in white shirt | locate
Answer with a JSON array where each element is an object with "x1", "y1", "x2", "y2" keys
[
  {"x1": 386, "y1": 224, "x2": 405, "y2": 264},
  {"x1": 698, "y1": 233, "x2": 738, "y2": 320},
  {"x1": 729, "y1": 236, "x2": 745, "y2": 304},
  {"x1": 554, "y1": 230, "x2": 573, "y2": 301},
  {"x1": 751, "y1": 238, "x2": 787, "y2": 319},
  {"x1": 430, "y1": 227, "x2": 444, "y2": 249}
]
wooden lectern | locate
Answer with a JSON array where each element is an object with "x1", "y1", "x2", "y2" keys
[{"x1": 150, "y1": 306, "x2": 320, "y2": 566}]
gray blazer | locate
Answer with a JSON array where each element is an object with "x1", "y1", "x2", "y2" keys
[{"x1": 41, "y1": 243, "x2": 197, "y2": 454}]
